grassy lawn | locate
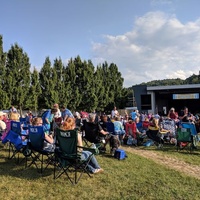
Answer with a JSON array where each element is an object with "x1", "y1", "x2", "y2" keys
[{"x1": 0, "y1": 143, "x2": 200, "y2": 200}]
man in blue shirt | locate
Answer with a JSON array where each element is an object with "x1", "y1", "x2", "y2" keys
[
  {"x1": 60, "y1": 105, "x2": 74, "y2": 121},
  {"x1": 41, "y1": 109, "x2": 52, "y2": 132},
  {"x1": 131, "y1": 110, "x2": 137, "y2": 121}
]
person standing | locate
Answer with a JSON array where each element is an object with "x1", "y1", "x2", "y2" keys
[
  {"x1": 10, "y1": 105, "x2": 17, "y2": 113},
  {"x1": 130, "y1": 110, "x2": 137, "y2": 121},
  {"x1": 111, "y1": 106, "x2": 119, "y2": 119}
]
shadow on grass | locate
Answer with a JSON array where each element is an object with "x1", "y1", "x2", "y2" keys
[{"x1": 0, "y1": 148, "x2": 54, "y2": 180}]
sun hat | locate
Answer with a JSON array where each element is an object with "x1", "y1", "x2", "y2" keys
[{"x1": 0, "y1": 111, "x2": 6, "y2": 116}]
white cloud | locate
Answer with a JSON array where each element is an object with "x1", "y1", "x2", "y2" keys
[{"x1": 91, "y1": 11, "x2": 200, "y2": 87}]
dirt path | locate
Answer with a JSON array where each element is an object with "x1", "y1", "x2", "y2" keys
[{"x1": 123, "y1": 146, "x2": 200, "y2": 180}]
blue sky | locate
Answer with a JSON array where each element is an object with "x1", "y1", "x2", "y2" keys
[{"x1": 1, "y1": 0, "x2": 200, "y2": 87}]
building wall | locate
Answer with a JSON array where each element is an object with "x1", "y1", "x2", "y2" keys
[
  {"x1": 133, "y1": 84, "x2": 200, "y2": 115},
  {"x1": 132, "y1": 85, "x2": 147, "y2": 112}
]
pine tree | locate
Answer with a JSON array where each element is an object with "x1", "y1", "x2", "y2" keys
[
  {"x1": 0, "y1": 35, "x2": 9, "y2": 109},
  {"x1": 5, "y1": 43, "x2": 31, "y2": 114},
  {"x1": 26, "y1": 68, "x2": 42, "y2": 113},
  {"x1": 39, "y1": 57, "x2": 53, "y2": 108}
]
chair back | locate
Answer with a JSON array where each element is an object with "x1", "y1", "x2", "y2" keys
[
  {"x1": 160, "y1": 118, "x2": 176, "y2": 136},
  {"x1": 5, "y1": 130, "x2": 23, "y2": 150},
  {"x1": 177, "y1": 127, "x2": 192, "y2": 142},
  {"x1": 28, "y1": 126, "x2": 45, "y2": 150},
  {"x1": 56, "y1": 128, "x2": 78, "y2": 155},
  {"x1": 20, "y1": 117, "x2": 27, "y2": 123},
  {"x1": 83, "y1": 122, "x2": 101, "y2": 143},
  {"x1": 106, "y1": 121, "x2": 115, "y2": 134},
  {"x1": 11, "y1": 121, "x2": 21, "y2": 135},
  {"x1": 181, "y1": 122, "x2": 197, "y2": 136}
]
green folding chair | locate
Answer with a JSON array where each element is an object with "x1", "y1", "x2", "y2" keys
[
  {"x1": 176, "y1": 127, "x2": 192, "y2": 152},
  {"x1": 54, "y1": 128, "x2": 93, "y2": 184}
]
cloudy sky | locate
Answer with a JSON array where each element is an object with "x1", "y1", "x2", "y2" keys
[{"x1": 1, "y1": 0, "x2": 200, "y2": 87}]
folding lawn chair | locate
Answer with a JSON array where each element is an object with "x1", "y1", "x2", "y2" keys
[
  {"x1": 176, "y1": 127, "x2": 193, "y2": 152},
  {"x1": 54, "y1": 128, "x2": 93, "y2": 185},
  {"x1": 27, "y1": 125, "x2": 55, "y2": 173},
  {"x1": 160, "y1": 118, "x2": 176, "y2": 142},
  {"x1": 81, "y1": 121, "x2": 103, "y2": 154},
  {"x1": 2, "y1": 121, "x2": 28, "y2": 163},
  {"x1": 181, "y1": 122, "x2": 198, "y2": 150},
  {"x1": 106, "y1": 121, "x2": 115, "y2": 135},
  {"x1": 20, "y1": 117, "x2": 27, "y2": 125}
]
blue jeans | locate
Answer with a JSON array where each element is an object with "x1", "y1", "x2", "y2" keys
[
  {"x1": 81, "y1": 151, "x2": 100, "y2": 173},
  {"x1": 114, "y1": 130, "x2": 125, "y2": 135}
]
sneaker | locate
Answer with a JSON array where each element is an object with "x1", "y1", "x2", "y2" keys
[{"x1": 93, "y1": 168, "x2": 104, "y2": 174}]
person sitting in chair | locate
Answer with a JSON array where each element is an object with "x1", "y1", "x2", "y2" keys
[
  {"x1": 81, "y1": 113, "x2": 108, "y2": 144},
  {"x1": 99, "y1": 115, "x2": 116, "y2": 152},
  {"x1": 60, "y1": 117, "x2": 104, "y2": 174},
  {"x1": 113, "y1": 116, "x2": 126, "y2": 144},
  {"x1": 147, "y1": 118, "x2": 169, "y2": 147},
  {"x1": 32, "y1": 117, "x2": 55, "y2": 152}
]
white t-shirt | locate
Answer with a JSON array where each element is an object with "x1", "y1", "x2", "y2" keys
[
  {"x1": 54, "y1": 109, "x2": 62, "y2": 118},
  {"x1": 111, "y1": 110, "x2": 119, "y2": 118}
]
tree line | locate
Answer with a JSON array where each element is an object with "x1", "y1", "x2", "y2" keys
[
  {"x1": 0, "y1": 35, "x2": 132, "y2": 114},
  {"x1": 140, "y1": 74, "x2": 200, "y2": 86}
]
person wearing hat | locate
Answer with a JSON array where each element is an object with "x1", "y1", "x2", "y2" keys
[{"x1": 0, "y1": 111, "x2": 6, "y2": 134}]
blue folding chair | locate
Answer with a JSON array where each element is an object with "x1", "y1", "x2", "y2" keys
[
  {"x1": 106, "y1": 121, "x2": 115, "y2": 134},
  {"x1": 27, "y1": 125, "x2": 55, "y2": 173},
  {"x1": 2, "y1": 121, "x2": 27, "y2": 162}
]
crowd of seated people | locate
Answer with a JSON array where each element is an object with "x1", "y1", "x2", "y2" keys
[{"x1": 1, "y1": 104, "x2": 200, "y2": 177}]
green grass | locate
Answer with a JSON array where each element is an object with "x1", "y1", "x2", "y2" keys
[{"x1": 0, "y1": 143, "x2": 200, "y2": 200}]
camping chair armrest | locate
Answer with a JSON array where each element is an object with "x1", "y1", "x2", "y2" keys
[
  {"x1": 77, "y1": 145, "x2": 98, "y2": 155},
  {"x1": 77, "y1": 145, "x2": 93, "y2": 151}
]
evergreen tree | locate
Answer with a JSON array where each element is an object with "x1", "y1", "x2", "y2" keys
[
  {"x1": 73, "y1": 56, "x2": 97, "y2": 112},
  {"x1": 101, "y1": 62, "x2": 115, "y2": 111},
  {"x1": 0, "y1": 35, "x2": 9, "y2": 109},
  {"x1": 5, "y1": 43, "x2": 31, "y2": 114},
  {"x1": 109, "y1": 63, "x2": 124, "y2": 108},
  {"x1": 82, "y1": 60, "x2": 98, "y2": 112},
  {"x1": 94, "y1": 65, "x2": 107, "y2": 111},
  {"x1": 65, "y1": 58, "x2": 81, "y2": 111},
  {"x1": 52, "y1": 57, "x2": 69, "y2": 107},
  {"x1": 39, "y1": 57, "x2": 54, "y2": 108},
  {"x1": 26, "y1": 68, "x2": 42, "y2": 113}
]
